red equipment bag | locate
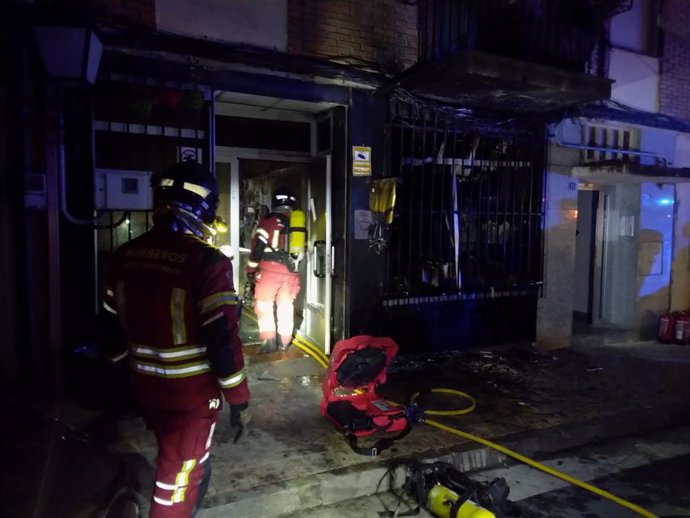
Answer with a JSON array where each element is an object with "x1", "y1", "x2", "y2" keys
[{"x1": 320, "y1": 335, "x2": 410, "y2": 456}]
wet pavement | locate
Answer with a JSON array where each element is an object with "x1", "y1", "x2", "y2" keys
[{"x1": 3, "y1": 318, "x2": 690, "y2": 517}]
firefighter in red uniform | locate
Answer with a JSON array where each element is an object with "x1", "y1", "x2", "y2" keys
[
  {"x1": 103, "y1": 159, "x2": 250, "y2": 518},
  {"x1": 246, "y1": 187, "x2": 301, "y2": 353}
]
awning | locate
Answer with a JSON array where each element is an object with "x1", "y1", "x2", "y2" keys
[
  {"x1": 97, "y1": 24, "x2": 388, "y2": 94},
  {"x1": 384, "y1": 50, "x2": 612, "y2": 114}
]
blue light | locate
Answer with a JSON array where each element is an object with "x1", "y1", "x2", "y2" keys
[{"x1": 658, "y1": 198, "x2": 674, "y2": 206}]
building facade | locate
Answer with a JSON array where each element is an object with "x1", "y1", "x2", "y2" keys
[{"x1": 2, "y1": 0, "x2": 690, "y2": 381}]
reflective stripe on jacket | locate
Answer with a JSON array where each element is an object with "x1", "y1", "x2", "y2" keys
[{"x1": 104, "y1": 228, "x2": 250, "y2": 411}]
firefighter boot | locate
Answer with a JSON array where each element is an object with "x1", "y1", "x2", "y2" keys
[
  {"x1": 258, "y1": 337, "x2": 278, "y2": 354},
  {"x1": 278, "y1": 336, "x2": 292, "y2": 352}
]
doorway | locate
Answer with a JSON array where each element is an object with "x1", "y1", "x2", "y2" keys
[
  {"x1": 573, "y1": 185, "x2": 612, "y2": 337},
  {"x1": 215, "y1": 148, "x2": 333, "y2": 355}
]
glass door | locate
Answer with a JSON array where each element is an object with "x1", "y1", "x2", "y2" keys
[{"x1": 302, "y1": 154, "x2": 332, "y2": 354}]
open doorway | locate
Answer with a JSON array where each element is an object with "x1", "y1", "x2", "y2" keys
[
  {"x1": 236, "y1": 159, "x2": 308, "y2": 348},
  {"x1": 573, "y1": 183, "x2": 618, "y2": 340},
  {"x1": 212, "y1": 93, "x2": 342, "y2": 360},
  {"x1": 215, "y1": 150, "x2": 333, "y2": 359},
  {"x1": 573, "y1": 180, "x2": 677, "y2": 342}
]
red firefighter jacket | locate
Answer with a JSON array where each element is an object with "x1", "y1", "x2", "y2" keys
[
  {"x1": 246, "y1": 212, "x2": 291, "y2": 272},
  {"x1": 104, "y1": 228, "x2": 250, "y2": 411}
]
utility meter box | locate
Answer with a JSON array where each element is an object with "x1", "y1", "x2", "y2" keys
[{"x1": 95, "y1": 169, "x2": 153, "y2": 210}]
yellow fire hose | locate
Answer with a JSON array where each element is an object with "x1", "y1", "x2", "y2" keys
[
  {"x1": 410, "y1": 389, "x2": 656, "y2": 518},
  {"x1": 240, "y1": 311, "x2": 656, "y2": 518},
  {"x1": 241, "y1": 306, "x2": 330, "y2": 369}
]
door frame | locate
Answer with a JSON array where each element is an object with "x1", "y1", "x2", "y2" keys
[{"x1": 215, "y1": 146, "x2": 333, "y2": 353}]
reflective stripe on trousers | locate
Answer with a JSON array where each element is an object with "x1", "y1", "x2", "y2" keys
[{"x1": 146, "y1": 403, "x2": 219, "y2": 518}]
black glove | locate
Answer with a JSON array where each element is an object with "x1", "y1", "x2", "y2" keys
[
  {"x1": 229, "y1": 403, "x2": 251, "y2": 444},
  {"x1": 245, "y1": 271, "x2": 257, "y2": 284}
]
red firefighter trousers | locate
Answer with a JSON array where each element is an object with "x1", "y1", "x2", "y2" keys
[
  {"x1": 254, "y1": 261, "x2": 301, "y2": 347},
  {"x1": 143, "y1": 401, "x2": 220, "y2": 518}
]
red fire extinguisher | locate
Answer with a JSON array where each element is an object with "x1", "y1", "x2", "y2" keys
[
  {"x1": 674, "y1": 312, "x2": 690, "y2": 345},
  {"x1": 658, "y1": 312, "x2": 677, "y2": 344}
]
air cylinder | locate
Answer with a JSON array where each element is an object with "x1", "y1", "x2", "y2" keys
[
  {"x1": 288, "y1": 209, "x2": 306, "y2": 256},
  {"x1": 426, "y1": 484, "x2": 495, "y2": 518}
]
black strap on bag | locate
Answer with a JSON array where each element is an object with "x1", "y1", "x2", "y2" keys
[
  {"x1": 345, "y1": 424, "x2": 411, "y2": 457},
  {"x1": 326, "y1": 400, "x2": 411, "y2": 456}
]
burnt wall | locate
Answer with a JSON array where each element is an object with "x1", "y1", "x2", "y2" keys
[{"x1": 288, "y1": 0, "x2": 418, "y2": 72}]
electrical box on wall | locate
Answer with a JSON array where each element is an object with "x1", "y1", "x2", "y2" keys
[{"x1": 95, "y1": 169, "x2": 153, "y2": 210}]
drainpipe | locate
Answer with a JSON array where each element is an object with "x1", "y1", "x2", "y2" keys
[{"x1": 551, "y1": 122, "x2": 669, "y2": 167}]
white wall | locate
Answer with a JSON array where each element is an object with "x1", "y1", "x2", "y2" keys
[
  {"x1": 671, "y1": 183, "x2": 690, "y2": 312},
  {"x1": 156, "y1": 0, "x2": 288, "y2": 51},
  {"x1": 637, "y1": 183, "x2": 674, "y2": 338},
  {"x1": 610, "y1": 0, "x2": 657, "y2": 53},
  {"x1": 674, "y1": 134, "x2": 690, "y2": 168},
  {"x1": 608, "y1": 48, "x2": 660, "y2": 113},
  {"x1": 608, "y1": 0, "x2": 661, "y2": 112}
]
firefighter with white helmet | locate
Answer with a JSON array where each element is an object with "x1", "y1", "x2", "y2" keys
[{"x1": 245, "y1": 186, "x2": 305, "y2": 353}]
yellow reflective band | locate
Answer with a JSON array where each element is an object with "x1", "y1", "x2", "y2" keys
[
  {"x1": 202, "y1": 312, "x2": 224, "y2": 327},
  {"x1": 160, "y1": 178, "x2": 174, "y2": 187},
  {"x1": 183, "y1": 182, "x2": 211, "y2": 199},
  {"x1": 103, "y1": 301, "x2": 117, "y2": 315},
  {"x1": 205, "y1": 422, "x2": 216, "y2": 450},
  {"x1": 106, "y1": 288, "x2": 114, "y2": 297},
  {"x1": 247, "y1": 260, "x2": 259, "y2": 268},
  {"x1": 132, "y1": 344, "x2": 207, "y2": 362},
  {"x1": 199, "y1": 291, "x2": 238, "y2": 314},
  {"x1": 153, "y1": 496, "x2": 174, "y2": 506},
  {"x1": 256, "y1": 228, "x2": 269, "y2": 239},
  {"x1": 133, "y1": 360, "x2": 211, "y2": 379},
  {"x1": 271, "y1": 230, "x2": 280, "y2": 249},
  {"x1": 111, "y1": 350, "x2": 129, "y2": 362},
  {"x1": 218, "y1": 369, "x2": 246, "y2": 388},
  {"x1": 171, "y1": 288, "x2": 187, "y2": 345},
  {"x1": 172, "y1": 459, "x2": 196, "y2": 503}
]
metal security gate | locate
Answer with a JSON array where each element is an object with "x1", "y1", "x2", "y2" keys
[{"x1": 380, "y1": 90, "x2": 546, "y2": 349}]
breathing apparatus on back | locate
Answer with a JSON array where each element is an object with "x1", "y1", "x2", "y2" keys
[
  {"x1": 151, "y1": 159, "x2": 227, "y2": 242},
  {"x1": 271, "y1": 187, "x2": 306, "y2": 271}
]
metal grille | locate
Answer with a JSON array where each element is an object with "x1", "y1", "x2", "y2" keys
[
  {"x1": 384, "y1": 91, "x2": 546, "y2": 298},
  {"x1": 92, "y1": 80, "x2": 210, "y2": 255},
  {"x1": 581, "y1": 124, "x2": 640, "y2": 164}
]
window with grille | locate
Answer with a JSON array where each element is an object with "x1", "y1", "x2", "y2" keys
[{"x1": 384, "y1": 94, "x2": 546, "y2": 299}]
